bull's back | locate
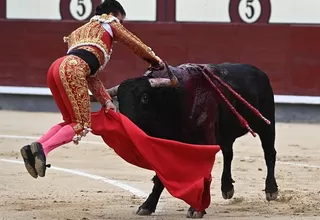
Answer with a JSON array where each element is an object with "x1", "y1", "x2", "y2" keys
[
  {"x1": 216, "y1": 63, "x2": 272, "y2": 93},
  {"x1": 168, "y1": 62, "x2": 274, "y2": 144},
  {"x1": 149, "y1": 63, "x2": 274, "y2": 144}
]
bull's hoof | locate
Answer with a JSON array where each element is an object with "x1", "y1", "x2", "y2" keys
[
  {"x1": 266, "y1": 191, "x2": 278, "y2": 201},
  {"x1": 222, "y1": 187, "x2": 235, "y2": 200},
  {"x1": 187, "y1": 207, "x2": 206, "y2": 218},
  {"x1": 136, "y1": 207, "x2": 153, "y2": 216}
]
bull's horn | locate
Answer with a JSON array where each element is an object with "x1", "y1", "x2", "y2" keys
[
  {"x1": 106, "y1": 85, "x2": 119, "y2": 97},
  {"x1": 164, "y1": 62, "x2": 179, "y2": 87},
  {"x1": 148, "y1": 78, "x2": 172, "y2": 87}
]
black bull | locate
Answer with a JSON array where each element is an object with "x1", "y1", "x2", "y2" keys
[{"x1": 106, "y1": 62, "x2": 278, "y2": 218}]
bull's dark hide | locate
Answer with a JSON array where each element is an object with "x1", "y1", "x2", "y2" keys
[
  {"x1": 144, "y1": 63, "x2": 239, "y2": 145},
  {"x1": 116, "y1": 62, "x2": 278, "y2": 218}
]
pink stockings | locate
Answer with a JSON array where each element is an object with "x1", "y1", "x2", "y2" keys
[
  {"x1": 37, "y1": 123, "x2": 66, "y2": 144},
  {"x1": 37, "y1": 123, "x2": 75, "y2": 156}
]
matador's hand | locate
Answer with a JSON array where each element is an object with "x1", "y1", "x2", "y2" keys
[
  {"x1": 149, "y1": 58, "x2": 165, "y2": 71},
  {"x1": 105, "y1": 100, "x2": 117, "y2": 113}
]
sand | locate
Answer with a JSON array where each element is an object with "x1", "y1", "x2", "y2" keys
[{"x1": 0, "y1": 110, "x2": 319, "y2": 220}]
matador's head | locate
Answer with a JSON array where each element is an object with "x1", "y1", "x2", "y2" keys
[{"x1": 95, "y1": 0, "x2": 126, "y2": 24}]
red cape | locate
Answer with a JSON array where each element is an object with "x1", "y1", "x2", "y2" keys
[{"x1": 90, "y1": 108, "x2": 220, "y2": 211}]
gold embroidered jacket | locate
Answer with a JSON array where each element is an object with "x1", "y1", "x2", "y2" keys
[{"x1": 63, "y1": 14, "x2": 161, "y2": 105}]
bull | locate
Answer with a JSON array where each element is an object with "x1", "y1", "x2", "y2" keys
[{"x1": 106, "y1": 62, "x2": 278, "y2": 218}]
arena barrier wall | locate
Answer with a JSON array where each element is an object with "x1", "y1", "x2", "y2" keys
[{"x1": 0, "y1": 0, "x2": 319, "y2": 105}]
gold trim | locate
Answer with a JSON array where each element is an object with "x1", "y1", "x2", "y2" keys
[
  {"x1": 110, "y1": 21, "x2": 161, "y2": 66},
  {"x1": 87, "y1": 76, "x2": 111, "y2": 105},
  {"x1": 63, "y1": 21, "x2": 110, "y2": 61},
  {"x1": 58, "y1": 55, "x2": 91, "y2": 134},
  {"x1": 77, "y1": 45, "x2": 105, "y2": 66}
]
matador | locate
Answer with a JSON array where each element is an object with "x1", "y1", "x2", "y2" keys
[{"x1": 20, "y1": 0, "x2": 163, "y2": 178}]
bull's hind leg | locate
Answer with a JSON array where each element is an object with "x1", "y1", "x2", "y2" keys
[
  {"x1": 220, "y1": 140, "x2": 236, "y2": 199},
  {"x1": 256, "y1": 90, "x2": 278, "y2": 201},
  {"x1": 136, "y1": 175, "x2": 164, "y2": 215},
  {"x1": 258, "y1": 123, "x2": 278, "y2": 201}
]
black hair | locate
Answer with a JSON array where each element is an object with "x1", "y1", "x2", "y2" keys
[{"x1": 95, "y1": 0, "x2": 126, "y2": 16}]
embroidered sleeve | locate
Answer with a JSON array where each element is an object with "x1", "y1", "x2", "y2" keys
[
  {"x1": 109, "y1": 21, "x2": 162, "y2": 66},
  {"x1": 87, "y1": 76, "x2": 111, "y2": 105}
]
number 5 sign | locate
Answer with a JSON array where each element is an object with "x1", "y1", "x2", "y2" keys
[
  {"x1": 60, "y1": 0, "x2": 101, "y2": 21},
  {"x1": 229, "y1": 0, "x2": 271, "y2": 24}
]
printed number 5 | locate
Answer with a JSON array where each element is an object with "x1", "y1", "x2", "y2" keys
[
  {"x1": 245, "y1": 0, "x2": 254, "y2": 19},
  {"x1": 77, "y1": 0, "x2": 86, "y2": 17}
]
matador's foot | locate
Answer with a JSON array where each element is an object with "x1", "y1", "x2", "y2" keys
[
  {"x1": 20, "y1": 145, "x2": 38, "y2": 178},
  {"x1": 30, "y1": 142, "x2": 47, "y2": 177}
]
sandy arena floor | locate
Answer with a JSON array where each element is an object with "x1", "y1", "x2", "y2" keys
[{"x1": 0, "y1": 110, "x2": 320, "y2": 220}]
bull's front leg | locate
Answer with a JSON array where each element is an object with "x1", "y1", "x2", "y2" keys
[
  {"x1": 136, "y1": 175, "x2": 164, "y2": 215},
  {"x1": 221, "y1": 141, "x2": 235, "y2": 199}
]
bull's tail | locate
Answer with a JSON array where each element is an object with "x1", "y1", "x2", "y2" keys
[{"x1": 201, "y1": 66, "x2": 271, "y2": 137}]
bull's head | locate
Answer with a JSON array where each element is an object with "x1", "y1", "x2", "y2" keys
[
  {"x1": 106, "y1": 62, "x2": 179, "y2": 98},
  {"x1": 106, "y1": 62, "x2": 182, "y2": 139}
]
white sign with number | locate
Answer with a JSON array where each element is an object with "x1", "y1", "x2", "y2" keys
[
  {"x1": 176, "y1": 0, "x2": 320, "y2": 24},
  {"x1": 69, "y1": 0, "x2": 93, "y2": 21},
  {"x1": 5, "y1": 0, "x2": 155, "y2": 21},
  {"x1": 238, "y1": 0, "x2": 262, "y2": 23}
]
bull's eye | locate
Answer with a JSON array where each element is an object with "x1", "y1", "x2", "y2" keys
[{"x1": 141, "y1": 93, "x2": 149, "y2": 104}]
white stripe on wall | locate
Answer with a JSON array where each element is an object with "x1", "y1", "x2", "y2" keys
[{"x1": 176, "y1": 0, "x2": 231, "y2": 22}]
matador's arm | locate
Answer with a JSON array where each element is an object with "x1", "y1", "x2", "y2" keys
[
  {"x1": 87, "y1": 76, "x2": 112, "y2": 106},
  {"x1": 109, "y1": 21, "x2": 162, "y2": 66}
]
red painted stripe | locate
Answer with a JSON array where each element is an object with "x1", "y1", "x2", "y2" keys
[
  {"x1": 1, "y1": 20, "x2": 319, "y2": 96},
  {"x1": 166, "y1": 0, "x2": 176, "y2": 21},
  {"x1": 157, "y1": 0, "x2": 166, "y2": 21},
  {"x1": 0, "y1": 0, "x2": 6, "y2": 19}
]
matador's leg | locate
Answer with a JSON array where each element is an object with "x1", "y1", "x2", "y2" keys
[
  {"x1": 36, "y1": 57, "x2": 72, "y2": 144},
  {"x1": 20, "y1": 57, "x2": 71, "y2": 178},
  {"x1": 28, "y1": 56, "x2": 92, "y2": 178}
]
